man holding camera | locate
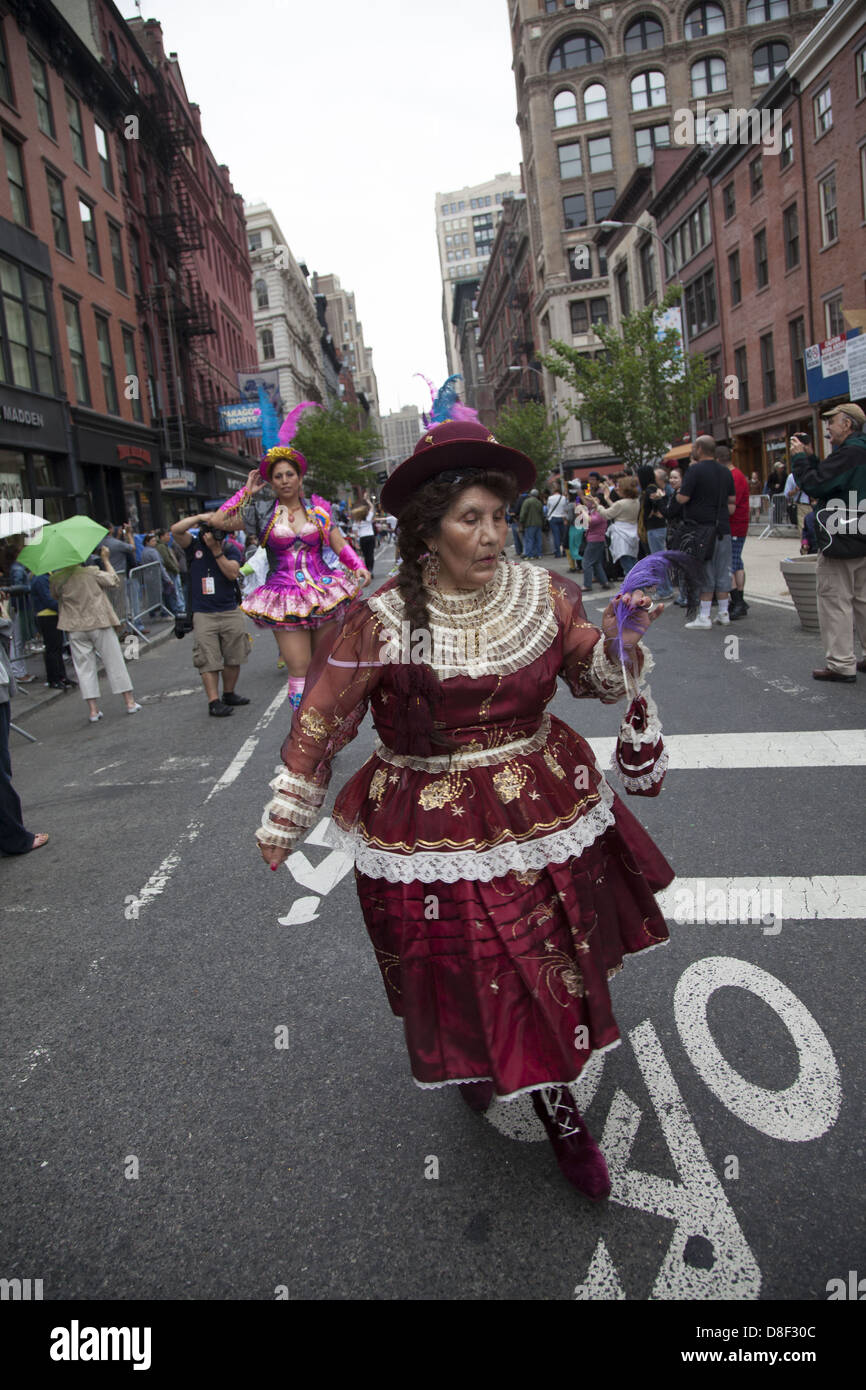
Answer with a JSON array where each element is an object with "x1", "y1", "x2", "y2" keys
[
  {"x1": 791, "y1": 403, "x2": 866, "y2": 682},
  {"x1": 170, "y1": 514, "x2": 251, "y2": 717}
]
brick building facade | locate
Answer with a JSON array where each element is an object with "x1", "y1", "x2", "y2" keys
[{"x1": 0, "y1": 0, "x2": 257, "y2": 529}]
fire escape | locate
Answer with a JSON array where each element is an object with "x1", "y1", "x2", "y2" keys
[
  {"x1": 502, "y1": 228, "x2": 539, "y2": 405},
  {"x1": 138, "y1": 87, "x2": 216, "y2": 471}
]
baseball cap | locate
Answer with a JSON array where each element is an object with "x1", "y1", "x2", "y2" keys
[{"x1": 822, "y1": 402, "x2": 865, "y2": 427}]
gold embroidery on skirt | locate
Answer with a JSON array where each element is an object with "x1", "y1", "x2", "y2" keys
[
  {"x1": 369, "y1": 767, "x2": 388, "y2": 806},
  {"x1": 544, "y1": 749, "x2": 566, "y2": 779},
  {"x1": 418, "y1": 771, "x2": 469, "y2": 811},
  {"x1": 492, "y1": 760, "x2": 528, "y2": 804}
]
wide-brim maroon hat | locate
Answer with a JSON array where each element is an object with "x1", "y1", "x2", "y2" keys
[{"x1": 380, "y1": 420, "x2": 536, "y2": 516}]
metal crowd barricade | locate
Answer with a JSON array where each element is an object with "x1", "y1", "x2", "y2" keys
[
  {"x1": 758, "y1": 492, "x2": 792, "y2": 539},
  {"x1": 120, "y1": 561, "x2": 173, "y2": 643}
]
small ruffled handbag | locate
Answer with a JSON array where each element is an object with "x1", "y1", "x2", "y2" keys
[{"x1": 611, "y1": 682, "x2": 667, "y2": 797}]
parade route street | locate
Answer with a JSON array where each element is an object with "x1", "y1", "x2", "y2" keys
[{"x1": 2, "y1": 562, "x2": 863, "y2": 1302}]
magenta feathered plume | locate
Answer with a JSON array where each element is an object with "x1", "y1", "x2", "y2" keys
[
  {"x1": 610, "y1": 549, "x2": 703, "y2": 664},
  {"x1": 278, "y1": 400, "x2": 323, "y2": 445}
]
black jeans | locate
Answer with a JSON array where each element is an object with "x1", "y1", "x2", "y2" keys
[
  {"x1": 0, "y1": 701, "x2": 34, "y2": 854},
  {"x1": 36, "y1": 614, "x2": 65, "y2": 684},
  {"x1": 360, "y1": 535, "x2": 375, "y2": 574}
]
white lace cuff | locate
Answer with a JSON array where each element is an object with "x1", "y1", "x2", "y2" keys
[
  {"x1": 584, "y1": 638, "x2": 654, "y2": 702},
  {"x1": 256, "y1": 769, "x2": 326, "y2": 847}
]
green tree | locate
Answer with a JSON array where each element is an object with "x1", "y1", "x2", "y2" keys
[
  {"x1": 493, "y1": 400, "x2": 559, "y2": 479},
  {"x1": 542, "y1": 285, "x2": 715, "y2": 474},
  {"x1": 291, "y1": 402, "x2": 383, "y2": 497}
]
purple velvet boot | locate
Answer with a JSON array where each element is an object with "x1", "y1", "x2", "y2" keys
[
  {"x1": 458, "y1": 1080, "x2": 496, "y2": 1113},
  {"x1": 531, "y1": 1085, "x2": 611, "y2": 1201}
]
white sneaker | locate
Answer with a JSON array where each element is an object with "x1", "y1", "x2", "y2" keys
[
  {"x1": 88, "y1": 710, "x2": 104, "y2": 722},
  {"x1": 126, "y1": 702, "x2": 142, "y2": 714},
  {"x1": 684, "y1": 615, "x2": 712, "y2": 629},
  {"x1": 714, "y1": 612, "x2": 731, "y2": 625}
]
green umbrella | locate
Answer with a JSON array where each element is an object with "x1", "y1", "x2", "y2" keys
[{"x1": 17, "y1": 516, "x2": 109, "y2": 576}]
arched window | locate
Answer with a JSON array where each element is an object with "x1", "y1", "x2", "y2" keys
[
  {"x1": 746, "y1": 0, "x2": 788, "y2": 22},
  {"x1": 690, "y1": 56, "x2": 727, "y2": 97},
  {"x1": 750, "y1": 0, "x2": 789, "y2": 20},
  {"x1": 684, "y1": 3, "x2": 726, "y2": 39},
  {"x1": 260, "y1": 328, "x2": 274, "y2": 360},
  {"x1": 753, "y1": 41, "x2": 788, "y2": 85},
  {"x1": 631, "y1": 70, "x2": 667, "y2": 110},
  {"x1": 254, "y1": 278, "x2": 269, "y2": 309},
  {"x1": 548, "y1": 32, "x2": 604, "y2": 73},
  {"x1": 624, "y1": 14, "x2": 665, "y2": 54},
  {"x1": 584, "y1": 82, "x2": 608, "y2": 120},
  {"x1": 554, "y1": 89, "x2": 578, "y2": 127}
]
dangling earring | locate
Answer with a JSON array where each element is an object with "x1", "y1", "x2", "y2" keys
[{"x1": 422, "y1": 548, "x2": 439, "y2": 588}]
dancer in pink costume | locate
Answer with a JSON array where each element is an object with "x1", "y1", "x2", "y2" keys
[{"x1": 207, "y1": 404, "x2": 370, "y2": 710}]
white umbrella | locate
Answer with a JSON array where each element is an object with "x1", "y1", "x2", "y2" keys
[{"x1": 0, "y1": 510, "x2": 45, "y2": 538}]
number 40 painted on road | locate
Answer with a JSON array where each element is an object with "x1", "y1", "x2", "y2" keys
[{"x1": 486, "y1": 956, "x2": 841, "y2": 1301}]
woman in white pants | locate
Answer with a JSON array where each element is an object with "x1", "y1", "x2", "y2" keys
[{"x1": 51, "y1": 548, "x2": 142, "y2": 723}]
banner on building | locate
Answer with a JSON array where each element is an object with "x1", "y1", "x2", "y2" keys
[
  {"x1": 218, "y1": 402, "x2": 262, "y2": 432},
  {"x1": 654, "y1": 305, "x2": 684, "y2": 380},
  {"x1": 805, "y1": 329, "x2": 863, "y2": 404},
  {"x1": 237, "y1": 371, "x2": 283, "y2": 416}
]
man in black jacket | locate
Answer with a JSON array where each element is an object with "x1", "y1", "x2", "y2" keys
[{"x1": 791, "y1": 402, "x2": 866, "y2": 682}]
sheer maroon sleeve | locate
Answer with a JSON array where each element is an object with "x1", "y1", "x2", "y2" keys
[{"x1": 256, "y1": 600, "x2": 386, "y2": 848}]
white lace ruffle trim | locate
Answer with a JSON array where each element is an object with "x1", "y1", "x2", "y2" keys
[
  {"x1": 322, "y1": 777, "x2": 616, "y2": 883},
  {"x1": 611, "y1": 746, "x2": 669, "y2": 791},
  {"x1": 411, "y1": 1038, "x2": 625, "y2": 1103}
]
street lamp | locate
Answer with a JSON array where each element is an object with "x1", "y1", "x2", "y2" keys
[
  {"x1": 576, "y1": 220, "x2": 698, "y2": 443},
  {"x1": 508, "y1": 364, "x2": 565, "y2": 496}
]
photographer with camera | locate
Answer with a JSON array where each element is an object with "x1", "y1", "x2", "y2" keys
[{"x1": 170, "y1": 515, "x2": 251, "y2": 717}]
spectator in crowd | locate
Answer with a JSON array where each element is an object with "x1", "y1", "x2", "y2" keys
[
  {"x1": 677, "y1": 436, "x2": 736, "y2": 629},
  {"x1": 140, "y1": 532, "x2": 176, "y2": 615},
  {"x1": 595, "y1": 475, "x2": 640, "y2": 576},
  {"x1": 508, "y1": 497, "x2": 525, "y2": 555},
  {"x1": 353, "y1": 494, "x2": 377, "y2": 576},
  {"x1": 719, "y1": 445, "x2": 751, "y2": 620},
  {"x1": 0, "y1": 541, "x2": 48, "y2": 854},
  {"x1": 50, "y1": 547, "x2": 142, "y2": 722},
  {"x1": 638, "y1": 465, "x2": 673, "y2": 598},
  {"x1": 155, "y1": 527, "x2": 186, "y2": 614},
  {"x1": 749, "y1": 471, "x2": 763, "y2": 523},
  {"x1": 29, "y1": 570, "x2": 74, "y2": 689},
  {"x1": 654, "y1": 467, "x2": 673, "y2": 498},
  {"x1": 7, "y1": 551, "x2": 36, "y2": 681},
  {"x1": 765, "y1": 461, "x2": 787, "y2": 497},
  {"x1": 791, "y1": 403, "x2": 866, "y2": 682},
  {"x1": 171, "y1": 516, "x2": 251, "y2": 717},
  {"x1": 784, "y1": 466, "x2": 810, "y2": 529},
  {"x1": 579, "y1": 495, "x2": 609, "y2": 592},
  {"x1": 519, "y1": 488, "x2": 545, "y2": 559},
  {"x1": 104, "y1": 523, "x2": 136, "y2": 575},
  {"x1": 545, "y1": 479, "x2": 567, "y2": 559}
]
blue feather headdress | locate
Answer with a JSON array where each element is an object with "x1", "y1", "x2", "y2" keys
[{"x1": 415, "y1": 373, "x2": 480, "y2": 428}]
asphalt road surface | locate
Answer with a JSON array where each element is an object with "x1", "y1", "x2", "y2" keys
[{"x1": 2, "y1": 548, "x2": 863, "y2": 1301}]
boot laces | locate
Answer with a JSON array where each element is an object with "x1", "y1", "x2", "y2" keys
[{"x1": 543, "y1": 1087, "x2": 581, "y2": 1139}]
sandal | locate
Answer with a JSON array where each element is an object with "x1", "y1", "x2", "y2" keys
[{"x1": 29, "y1": 833, "x2": 49, "y2": 851}]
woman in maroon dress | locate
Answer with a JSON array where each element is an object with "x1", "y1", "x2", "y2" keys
[{"x1": 255, "y1": 421, "x2": 672, "y2": 1200}]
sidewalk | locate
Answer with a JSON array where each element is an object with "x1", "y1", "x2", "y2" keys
[{"x1": 10, "y1": 617, "x2": 175, "y2": 720}]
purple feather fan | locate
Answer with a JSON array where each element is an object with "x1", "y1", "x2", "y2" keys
[
  {"x1": 610, "y1": 549, "x2": 703, "y2": 663},
  {"x1": 277, "y1": 400, "x2": 323, "y2": 446}
]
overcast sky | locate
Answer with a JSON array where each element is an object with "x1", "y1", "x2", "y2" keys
[{"x1": 129, "y1": 0, "x2": 523, "y2": 416}]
